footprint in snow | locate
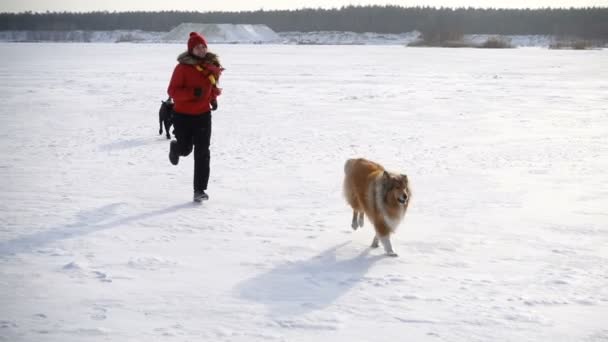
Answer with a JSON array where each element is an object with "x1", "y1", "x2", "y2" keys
[
  {"x1": 92, "y1": 271, "x2": 112, "y2": 283},
  {"x1": 90, "y1": 307, "x2": 107, "y2": 321}
]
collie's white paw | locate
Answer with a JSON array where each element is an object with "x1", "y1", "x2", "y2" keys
[{"x1": 379, "y1": 236, "x2": 397, "y2": 257}]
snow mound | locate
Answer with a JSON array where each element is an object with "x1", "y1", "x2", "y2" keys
[
  {"x1": 463, "y1": 34, "x2": 555, "y2": 47},
  {"x1": 0, "y1": 30, "x2": 164, "y2": 43},
  {"x1": 163, "y1": 23, "x2": 280, "y2": 44},
  {"x1": 62, "y1": 261, "x2": 88, "y2": 270},
  {"x1": 279, "y1": 30, "x2": 421, "y2": 45}
]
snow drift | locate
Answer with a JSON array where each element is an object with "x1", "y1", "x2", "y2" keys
[{"x1": 162, "y1": 23, "x2": 280, "y2": 44}]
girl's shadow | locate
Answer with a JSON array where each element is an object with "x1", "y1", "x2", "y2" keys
[
  {"x1": 99, "y1": 137, "x2": 165, "y2": 151},
  {"x1": 0, "y1": 202, "x2": 195, "y2": 256},
  {"x1": 236, "y1": 242, "x2": 384, "y2": 316}
]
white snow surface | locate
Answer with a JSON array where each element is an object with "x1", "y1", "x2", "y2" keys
[{"x1": 1, "y1": 43, "x2": 607, "y2": 341}]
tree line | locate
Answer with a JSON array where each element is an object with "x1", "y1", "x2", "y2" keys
[{"x1": 1, "y1": 6, "x2": 607, "y2": 38}]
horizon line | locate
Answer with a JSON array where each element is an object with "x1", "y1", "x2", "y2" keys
[{"x1": 2, "y1": 5, "x2": 607, "y2": 15}]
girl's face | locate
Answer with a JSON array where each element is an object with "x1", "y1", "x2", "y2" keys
[{"x1": 192, "y1": 44, "x2": 207, "y2": 58}]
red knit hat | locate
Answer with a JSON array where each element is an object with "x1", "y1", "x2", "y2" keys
[{"x1": 187, "y1": 32, "x2": 207, "y2": 53}]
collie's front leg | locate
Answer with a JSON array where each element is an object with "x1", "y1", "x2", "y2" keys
[
  {"x1": 357, "y1": 212, "x2": 364, "y2": 227},
  {"x1": 379, "y1": 235, "x2": 398, "y2": 257}
]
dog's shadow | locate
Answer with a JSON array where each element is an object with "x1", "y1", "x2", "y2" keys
[{"x1": 236, "y1": 242, "x2": 384, "y2": 316}]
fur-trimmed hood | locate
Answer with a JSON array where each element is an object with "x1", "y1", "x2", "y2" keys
[{"x1": 177, "y1": 51, "x2": 222, "y2": 67}]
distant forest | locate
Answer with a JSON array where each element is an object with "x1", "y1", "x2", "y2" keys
[{"x1": 1, "y1": 6, "x2": 607, "y2": 38}]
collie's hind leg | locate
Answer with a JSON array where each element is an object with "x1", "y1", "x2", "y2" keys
[
  {"x1": 351, "y1": 211, "x2": 359, "y2": 230},
  {"x1": 370, "y1": 235, "x2": 379, "y2": 248},
  {"x1": 357, "y1": 212, "x2": 364, "y2": 228},
  {"x1": 379, "y1": 235, "x2": 398, "y2": 257}
]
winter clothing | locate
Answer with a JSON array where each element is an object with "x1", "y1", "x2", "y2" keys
[
  {"x1": 167, "y1": 51, "x2": 223, "y2": 115},
  {"x1": 172, "y1": 113, "x2": 212, "y2": 192},
  {"x1": 193, "y1": 190, "x2": 209, "y2": 202},
  {"x1": 167, "y1": 36, "x2": 223, "y2": 199},
  {"x1": 187, "y1": 32, "x2": 207, "y2": 53},
  {"x1": 169, "y1": 141, "x2": 179, "y2": 165}
]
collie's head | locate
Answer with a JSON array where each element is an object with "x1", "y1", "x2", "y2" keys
[{"x1": 382, "y1": 171, "x2": 411, "y2": 210}]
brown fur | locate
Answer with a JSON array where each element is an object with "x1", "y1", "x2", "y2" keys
[{"x1": 343, "y1": 158, "x2": 411, "y2": 256}]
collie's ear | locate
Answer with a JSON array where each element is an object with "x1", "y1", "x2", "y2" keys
[
  {"x1": 401, "y1": 174, "x2": 408, "y2": 183},
  {"x1": 382, "y1": 171, "x2": 391, "y2": 185}
]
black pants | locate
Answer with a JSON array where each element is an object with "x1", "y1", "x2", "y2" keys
[{"x1": 172, "y1": 112, "x2": 212, "y2": 192}]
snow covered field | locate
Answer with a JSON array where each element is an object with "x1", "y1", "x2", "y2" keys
[{"x1": 0, "y1": 43, "x2": 607, "y2": 341}]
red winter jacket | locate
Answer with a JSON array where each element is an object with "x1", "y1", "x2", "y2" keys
[{"x1": 167, "y1": 52, "x2": 223, "y2": 115}]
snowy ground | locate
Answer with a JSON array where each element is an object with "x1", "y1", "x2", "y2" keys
[{"x1": 0, "y1": 43, "x2": 607, "y2": 341}]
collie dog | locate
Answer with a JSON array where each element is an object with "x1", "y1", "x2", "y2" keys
[{"x1": 343, "y1": 158, "x2": 411, "y2": 257}]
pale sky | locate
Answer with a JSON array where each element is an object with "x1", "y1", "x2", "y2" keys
[{"x1": 1, "y1": 0, "x2": 606, "y2": 12}]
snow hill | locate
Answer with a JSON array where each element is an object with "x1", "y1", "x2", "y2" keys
[{"x1": 162, "y1": 23, "x2": 280, "y2": 44}]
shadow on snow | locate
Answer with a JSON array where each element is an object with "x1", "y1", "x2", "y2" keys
[
  {"x1": 98, "y1": 136, "x2": 167, "y2": 151},
  {"x1": 0, "y1": 202, "x2": 195, "y2": 256},
  {"x1": 236, "y1": 242, "x2": 384, "y2": 316}
]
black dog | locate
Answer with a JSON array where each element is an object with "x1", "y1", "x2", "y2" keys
[{"x1": 159, "y1": 98, "x2": 174, "y2": 139}]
